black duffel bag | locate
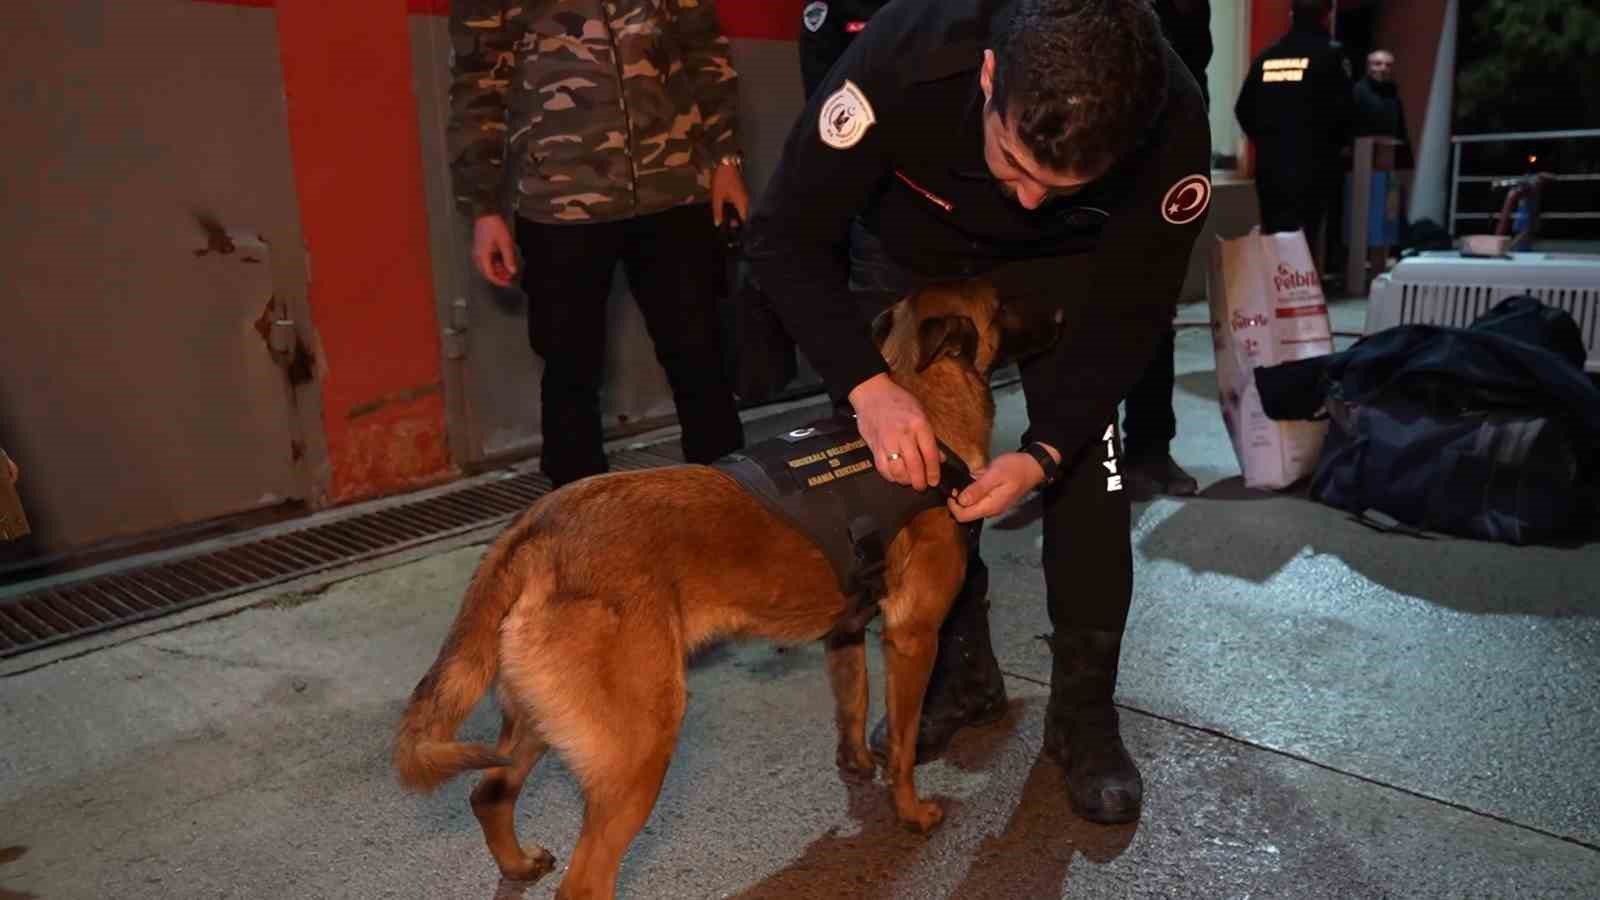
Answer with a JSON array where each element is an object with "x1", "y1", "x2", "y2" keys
[{"x1": 1259, "y1": 295, "x2": 1600, "y2": 544}]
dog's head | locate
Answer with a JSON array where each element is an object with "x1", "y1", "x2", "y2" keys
[{"x1": 871, "y1": 281, "x2": 1062, "y2": 376}]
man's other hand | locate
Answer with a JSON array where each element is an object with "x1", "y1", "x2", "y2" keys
[
  {"x1": 472, "y1": 214, "x2": 518, "y2": 287},
  {"x1": 948, "y1": 452, "x2": 1048, "y2": 522},
  {"x1": 848, "y1": 374, "x2": 940, "y2": 492},
  {"x1": 711, "y1": 163, "x2": 750, "y2": 226}
]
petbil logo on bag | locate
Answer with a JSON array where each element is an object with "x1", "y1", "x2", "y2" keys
[
  {"x1": 1230, "y1": 311, "x2": 1271, "y2": 333},
  {"x1": 1272, "y1": 264, "x2": 1321, "y2": 293}
]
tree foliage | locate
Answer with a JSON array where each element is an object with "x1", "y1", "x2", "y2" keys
[{"x1": 1455, "y1": 0, "x2": 1600, "y2": 133}]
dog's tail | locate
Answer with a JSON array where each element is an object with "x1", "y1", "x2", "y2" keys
[{"x1": 391, "y1": 533, "x2": 530, "y2": 792}]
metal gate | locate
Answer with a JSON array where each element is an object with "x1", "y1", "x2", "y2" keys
[{"x1": 0, "y1": 1, "x2": 307, "y2": 566}]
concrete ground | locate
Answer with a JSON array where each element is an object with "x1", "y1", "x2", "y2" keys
[{"x1": 3, "y1": 300, "x2": 1598, "y2": 899}]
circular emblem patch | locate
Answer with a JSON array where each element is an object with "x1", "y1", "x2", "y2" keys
[
  {"x1": 1161, "y1": 174, "x2": 1211, "y2": 225},
  {"x1": 819, "y1": 80, "x2": 876, "y2": 150},
  {"x1": 803, "y1": 1, "x2": 829, "y2": 33}
]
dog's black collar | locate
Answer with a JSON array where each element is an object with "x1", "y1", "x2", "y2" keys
[{"x1": 933, "y1": 439, "x2": 977, "y2": 502}]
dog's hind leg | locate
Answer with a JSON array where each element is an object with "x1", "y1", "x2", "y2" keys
[
  {"x1": 553, "y1": 663, "x2": 687, "y2": 900},
  {"x1": 826, "y1": 629, "x2": 875, "y2": 780},
  {"x1": 471, "y1": 708, "x2": 553, "y2": 882}
]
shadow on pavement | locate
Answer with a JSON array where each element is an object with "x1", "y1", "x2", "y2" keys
[
  {"x1": 1139, "y1": 487, "x2": 1600, "y2": 618},
  {"x1": 946, "y1": 758, "x2": 1136, "y2": 900}
]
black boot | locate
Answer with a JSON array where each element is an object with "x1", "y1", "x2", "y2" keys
[
  {"x1": 869, "y1": 556, "x2": 1007, "y2": 764},
  {"x1": 1123, "y1": 453, "x2": 1199, "y2": 502},
  {"x1": 1042, "y1": 628, "x2": 1143, "y2": 824}
]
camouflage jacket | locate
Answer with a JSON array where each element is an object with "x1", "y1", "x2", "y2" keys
[{"x1": 448, "y1": 0, "x2": 741, "y2": 225}]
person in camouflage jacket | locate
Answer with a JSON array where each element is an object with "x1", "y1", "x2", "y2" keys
[{"x1": 448, "y1": 0, "x2": 747, "y2": 486}]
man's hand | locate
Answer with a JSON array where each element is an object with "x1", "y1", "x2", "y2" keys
[
  {"x1": 711, "y1": 162, "x2": 750, "y2": 226},
  {"x1": 948, "y1": 450, "x2": 1053, "y2": 522},
  {"x1": 848, "y1": 373, "x2": 941, "y2": 492},
  {"x1": 471, "y1": 214, "x2": 518, "y2": 287}
]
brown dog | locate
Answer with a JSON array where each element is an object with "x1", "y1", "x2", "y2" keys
[{"x1": 392, "y1": 280, "x2": 1050, "y2": 899}]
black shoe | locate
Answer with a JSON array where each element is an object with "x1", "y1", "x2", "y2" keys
[
  {"x1": 869, "y1": 559, "x2": 1007, "y2": 765},
  {"x1": 1123, "y1": 454, "x2": 1199, "y2": 502},
  {"x1": 1042, "y1": 628, "x2": 1144, "y2": 825}
]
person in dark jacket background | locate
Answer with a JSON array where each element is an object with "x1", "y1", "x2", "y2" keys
[
  {"x1": 1122, "y1": 0, "x2": 1211, "y2": 500},
  {"x1": 1353, "y1": 49, "x2": 1410, "y2": 145},
  {"x1": 1235, "y1": 0, "x2": 1354, "y2": 259}
]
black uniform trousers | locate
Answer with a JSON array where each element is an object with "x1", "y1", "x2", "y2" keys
[
  {"x1": 1255, "y1": 156, "x2": 1340, "y2": 243},
  {"x1": 848, "y1": 227, "x2": 1134, "y2": 633},
  {"x1": 1120, "y1": 325, "x2": 1177, "y2": 463},
  {"x1": 515, "y1": 202, "x2": 745, "y2": 487}
]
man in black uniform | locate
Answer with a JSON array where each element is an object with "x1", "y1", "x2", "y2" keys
[
  {"x1": 799, "y1": 0, "x2": 1212, "y2": 502},
  {"x1": 747, "y1": 0, "x2": 1211, "y2": 824},
  {"x1": 1235, "y1": 0, "x2": 1355, "y2": 245}
]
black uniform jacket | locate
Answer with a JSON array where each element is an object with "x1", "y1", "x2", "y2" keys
[
  {"x1": 1235, "y1": 21, "x2": 1355, "y2": 177},
  {"x1": 746, "y1": 0, "x2": 1212, "y2": 463},
  {"x1": 798, "y1": 0, "x2": 893, "y2": 100}
]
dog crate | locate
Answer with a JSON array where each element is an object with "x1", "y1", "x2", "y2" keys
[{"x1": 1365, "y1": 251, "x2": 1600, "y2": 373}]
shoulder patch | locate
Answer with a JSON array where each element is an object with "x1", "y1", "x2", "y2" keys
[
  {"x1": 819, "y1": 80, "x2": 877, "y2": 150},
  {"x1": 803, "y1": 2, "x2": 828, "y2": 33},
  {"x1": 1161, "y1": 174, "x2": 1211, "y2": 225}
]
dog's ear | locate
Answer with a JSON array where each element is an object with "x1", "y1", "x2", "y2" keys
[
  {"x1": 916, "y1": 314, "x2": 980, "y2": 372},
  {"x1": 870, "y1": 305, "x2": 895, "y2": 349},
  {"x1": 997, "y1": 302, "x2": 1064, "y2": 365}
]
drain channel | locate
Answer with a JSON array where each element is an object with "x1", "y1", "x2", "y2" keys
[{"x1": 0, "y1": 448, "x2": 678, "y2": 659}]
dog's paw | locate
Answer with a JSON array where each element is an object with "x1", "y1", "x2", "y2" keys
[
  {"x1": 836, "y1": 744, "x2": 877, "y2": 782},
  {"x1": 897, "y1": 798, "x2": 945, "y2": 834},
  {"x1": 499, "y1": 846, "x2": 556, "y2": 882}
]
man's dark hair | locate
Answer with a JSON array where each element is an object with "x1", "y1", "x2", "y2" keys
[{"x1": 990, "y1": 0, "x2": 1169, "y2": 177}]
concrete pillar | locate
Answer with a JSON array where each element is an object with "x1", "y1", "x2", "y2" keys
[{"x1": 1410, "y1": 0, "x2": 1458, "y2": 226}]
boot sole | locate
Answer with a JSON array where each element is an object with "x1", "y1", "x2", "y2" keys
[{"x1": 1066, "y1": 794, "x2": 1142, "y2": 825}]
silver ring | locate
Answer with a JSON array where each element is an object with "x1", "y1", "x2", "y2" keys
[{"x1": 887, "y1": 452, "x2": 902, "y2": 462}]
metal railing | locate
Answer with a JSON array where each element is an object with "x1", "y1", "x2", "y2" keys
[{"x1": 1448, "y1": 129, "x2": 1600, "y2": 233}]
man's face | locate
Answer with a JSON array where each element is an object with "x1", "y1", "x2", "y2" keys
[
  {"x1": 979, "y1": 51, "x2": 1097, "y2": 211},
  {"x1": 1367, "y1": 51, "x2": 1395, "y2": 83}
]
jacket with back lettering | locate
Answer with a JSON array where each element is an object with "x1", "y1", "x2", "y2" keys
[{"x1": 448, "y1": 0, "x2": 741, "y2": 224}]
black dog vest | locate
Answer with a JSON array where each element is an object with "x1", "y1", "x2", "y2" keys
[{"x1": 712, "y1": 416, "x2": 976, "y2": 624}]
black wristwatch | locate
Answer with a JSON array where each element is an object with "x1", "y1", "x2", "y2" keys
[{"x1": 1021, "y1": 442, "x2": 1060, "y2": 488}]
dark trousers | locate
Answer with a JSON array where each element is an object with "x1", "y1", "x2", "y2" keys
[
  {"x1": 516, "y1": 203, "x2": 745, "y2": 486},
  {"x1": 1120, "y1": 325, "x2": 1178, "y2": 462},
  {"x1": 1256, "y1": 162, "x2": 1336, "y2": 254},
  {"x1": 1038, "y1": 417, "x2": 1134, "y2": 631},
  {"x1": 846, "y1": 225, "x2": 1134, "y2": 634}
]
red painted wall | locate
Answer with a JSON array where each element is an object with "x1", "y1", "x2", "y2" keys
[
  {"x1": 192, "y1": 0, "x2": 809, "y2": 507},
  {"x1": 274, "y1": 0, "x2": 451, "y2": 505}
]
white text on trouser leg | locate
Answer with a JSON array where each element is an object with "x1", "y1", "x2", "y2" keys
[{"x1": 1102, "y1": 425, "x2": 1122, "y2": 493}]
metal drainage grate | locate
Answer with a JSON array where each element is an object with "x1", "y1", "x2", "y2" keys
[{"x1": 0, "y1": 448, "x2": 679, "y2": 660}]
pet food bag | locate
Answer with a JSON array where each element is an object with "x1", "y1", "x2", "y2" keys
[{"x1": 1208, "y1": 228, "x2": 1334, "y2": 490}]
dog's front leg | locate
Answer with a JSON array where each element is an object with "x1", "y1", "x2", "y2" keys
[
  {"x1": 825, "y1": 629, "x2": 875, "y2": 780},
  {"x1": 880, "y1": 621, "x2": 944, "y2": 833}
]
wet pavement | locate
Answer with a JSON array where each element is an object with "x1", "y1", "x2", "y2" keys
[{"x1": 2, "y1": 300, "x2": 1597, "y2": 899}]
